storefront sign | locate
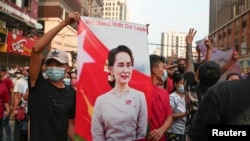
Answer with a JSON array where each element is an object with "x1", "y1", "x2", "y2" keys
[{"x1": 7, "y1": 32, "x2": 36, "y2": 56}]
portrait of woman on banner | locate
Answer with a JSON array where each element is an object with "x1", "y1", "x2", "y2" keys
[{"x1": 91, "y1": 45, "x2": 148, "y2": 141}]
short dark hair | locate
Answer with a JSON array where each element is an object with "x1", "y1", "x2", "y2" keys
[
  {"x1": 0, "y1": 65, "x2": 7, "y2": 72},
  {"x1": 172, "y1": 71, "x2": 184, "y2": 83},
  {"x1": 198, "y1": 61, "x2": 221, "y2": 87},
  {"x1": 107, "y1": 45, "x2": 134, "y2": 87},
  {"x1": 149, "y1": 54, "x2": 165, "y2": 73},
  {"x1": 177, "y1": 58, "x2": 186, "y2": 64},
  {"x1": 184, "y1": 72, "x2": 197, "y2": 91}
]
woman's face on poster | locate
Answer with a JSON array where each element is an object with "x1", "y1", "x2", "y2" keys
[{"x1": 110, "y1": 52, "x2": 133, "y2": 85}]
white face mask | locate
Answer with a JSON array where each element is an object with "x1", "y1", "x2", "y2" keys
[
  {"x1": 177, "y1": 84, "x2": 185, "y2": 94},
  {"x1": 161, "y1": 70, "x2": 168, "y2": 82},
  {"x1": 16, "y1": 74, "x2": 22, "y2": 78}
]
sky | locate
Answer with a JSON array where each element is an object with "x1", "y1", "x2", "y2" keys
[{"x1": 126, "y1": 0, "x2": 209, "y2": 53}]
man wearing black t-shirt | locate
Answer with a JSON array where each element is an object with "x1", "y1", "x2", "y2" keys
[{"x1": 28, "y1": 12, "x2": 80, "y2": 141}]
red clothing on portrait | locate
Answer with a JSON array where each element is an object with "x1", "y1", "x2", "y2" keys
[
  {"x1": 150, "y1": 85, "x2": 172, "y2": 141},
  {"x1": 0, "y1": 82, "x2": 10, "y2": 118}
]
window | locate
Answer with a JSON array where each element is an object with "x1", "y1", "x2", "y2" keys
[{"x1": 241, "y1": 39, "x2": 246, "y2": 55}]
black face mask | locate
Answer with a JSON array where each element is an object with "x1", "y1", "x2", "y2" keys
[{"x1": 177, "y1": 65, "x2": 185, "y2": 74}]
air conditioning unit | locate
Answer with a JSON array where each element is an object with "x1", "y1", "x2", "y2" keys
[{"x1": 0, "y1": 20, "x2": 6, "y2": 28}]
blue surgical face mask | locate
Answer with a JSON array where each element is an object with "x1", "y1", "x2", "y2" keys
[
  {"x1": 46, "y1": 67, "x2": 65, "y2": 82},
  {"x1": 63, "y1": 78, "x2": 71, "y2": 85},
  {"x1": 161, "y1": 69, "x2": 168, "y2": 82},
  {"x1": 177, "y1": 84, "x2": 185, "y2": 94}
]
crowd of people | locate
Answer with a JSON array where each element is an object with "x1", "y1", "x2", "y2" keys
[{"x1": 0, "y1": 11, "x2": 249, "y2": 141}]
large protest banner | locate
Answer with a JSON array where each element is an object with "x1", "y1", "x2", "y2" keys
[{"x1": 75, "y1": 17, "x2": 151, "y2": 141}]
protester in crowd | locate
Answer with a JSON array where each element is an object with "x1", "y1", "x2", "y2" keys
[
  {"x1": 185, "y1": 61, "x2": 222, "y2": 127},
  {"x1": 167, "y1": 72, "x2": 186, "y2": 141},
  {"x1": 91, "y1": 45, "x2": 147, "y2": 141},
  {"x1": 148, "y1": 54, "x2": 173, "y2": 141},
  {"x1": 186, "y1": 78, "x2": 250, "y2": 141},
  {"x1": 177, "y1": 58, "x2": 186, "y2": 74},
  {"x1": 63, "y1": 72, "x2": 71, "y2": 86},
  {"x1": 70, "y1": 71, "x2": 77, "y2": 90},
  {"x1": 164, "y1": 53, "x2": 178, "y2": 93},
  {"x1": 184, "y1": 28, "x2": 222, "y2": 135},
  {"x1": 225, "y1": 72, "x2": 242, "y2": 81},
  {"x1": 0, "y1": 77, "x2": 10, "y2": 141},
  {"x1": 13, "y1": 66, "x2": 29, "y2": 141},
  {"x1": 0, "y1": 65, "x2": 13, "y2": 141},
  {"x1": 28, "y1": 12, "x2": 79, "y2": 141}
]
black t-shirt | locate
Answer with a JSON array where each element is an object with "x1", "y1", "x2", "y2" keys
[
  {"x1": 188, "y1": 79, "x2": 250, "y2": 141},
  {"x1": 28, "y1": 72, "x2": 76, "y2": 141}
]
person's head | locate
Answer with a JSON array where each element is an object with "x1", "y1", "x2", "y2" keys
[
  {"x1": 15, "y1": 69, "x2": 23, "y2": 79},
  {"x1": 0, "y1": 65, "x2": 7, "y2": 79},
  {"x1": 172, "y1": 71, "x2": 184, "y2": 94},
  {"x1": 22, "y1": 66, "x2": 29, "y2": 79},
  {"x1": 149, "y1": 54, "x2": 167, "y2": 86},
  {"x1": 197, "y1": 61, "x2": 221, "y2": 87},
  {"x1": 63, "y1": 72, "x2": 71, "y2": 85},
  {"x1": 226, "y1": 72, "x2": 242, "y2": 81},
  {"x1": 177, "y1": 58, "x2": 186, "y2": 74},
  {"x1": 107, "y1": 45, "x2": 134, "y2": 88},
  {"x1": 45, "y1": 49, "x2": 69, "y2": 83},
  {"x1": 70, "y1": 71, "x2": 77, "y2": 89}
]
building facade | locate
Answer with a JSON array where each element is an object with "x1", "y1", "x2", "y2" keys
[
  {"x1": 209, "y1": 0, "x2": 250, "y2": 73},
  {"x1": 161, "y1": 31, "x2": 187, "y2": 59},
  {"x1": 0, "y1": 0, "x2": 39, "y2": 68},
  {"x1": 103, "y1": 0, "x2": 128, "y2": 21}
]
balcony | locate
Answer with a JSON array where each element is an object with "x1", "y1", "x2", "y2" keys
[{"x1": 0, "y1": 0, "x2": 38, "y2": 27}]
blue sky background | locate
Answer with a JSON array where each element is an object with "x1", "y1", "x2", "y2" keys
[{"x1": 126, "y1": 0, "x2": 209, "y2": 53}]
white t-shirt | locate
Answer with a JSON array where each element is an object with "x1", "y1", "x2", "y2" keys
[
  {"x1": 168, "y1": 91, "x2": 186, "y2": 134},
  {"x1": 13, "y1": 77, "x2": 28, "y2": 112}
]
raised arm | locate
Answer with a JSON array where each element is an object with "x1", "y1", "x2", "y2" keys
[
  {"x1": 167, "y1": 53, "x2": 176, "y2": 65},
  {"x1": 221, "y1": 50, "x2": 239, "y2": 74},
  {"x1": 195, "y1": 46, "x2": 201, "y2": 64},
  {"x1": 185, "y1": 28, "x2": 197, "y2": 73},
  {"x1": 29, "y1": 12, "x2": 80, "y2": 87},
  {"x1": 204, "y1": 39, "x2": 212, "y2": 61}
]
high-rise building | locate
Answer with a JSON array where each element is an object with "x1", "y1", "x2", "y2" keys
[
  {"x1": 161, "y1": 32, "x2": 187, "y2": 59},
  {"x1": 209, "y1": 0, "x2": 250, "y2": 72},
  {"x1": 103, "y1": 0, "x2": 128, "y2": 21}
]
